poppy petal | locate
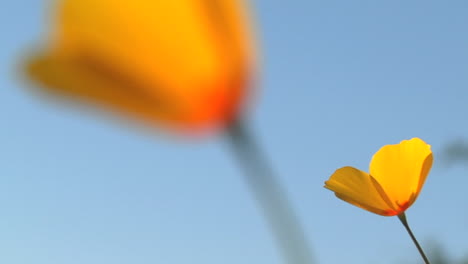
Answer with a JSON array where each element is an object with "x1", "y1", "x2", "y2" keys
[
  {"x1": 369, "y1": 138, "x2": 432, "y2": 210},
  {"x1": 324, "y1": 166, "x2": 393, "y2": 216},
  {"x1": 25, "y1": 53, "x2": 183, "y2": 126},
  {"x1": 26, "y1": 0, "x2": 255, "y2": 132}
]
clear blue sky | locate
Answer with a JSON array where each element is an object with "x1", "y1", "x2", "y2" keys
[{"x1": 1, "y1": 1, "x2": 468, "y2": 263}]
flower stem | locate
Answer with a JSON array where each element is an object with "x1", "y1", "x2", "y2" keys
[
  {"x1": 398, "y1": 213, "x2": 431, "y2": 264},
  {"x1": 226, "y1": 119, "x2": 315, "y2": 264}
]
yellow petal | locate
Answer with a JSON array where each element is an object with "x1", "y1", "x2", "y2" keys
[
  {"x1": 369, "y1": 138, "x2": 433, "y2": 210},
  {"x1": 25, "y1": 0, "x2": 255, "y2": 131},
  {"x1": 324, "y1": 167, "x2": 396, "y2": 216}
]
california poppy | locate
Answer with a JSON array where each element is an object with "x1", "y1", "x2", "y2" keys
[
  {"x1": 325, "y1": 138, "x2": 433, "y2": 263},
  {"x1": 24, "y1": 0, "x2": 255, "y2": 133},
  {"x1": 324, "y1": 138, "x2": 433, "y2": 216},
  {"x1": 22, "y1": 2, "x2": 315, "y2": 264}
]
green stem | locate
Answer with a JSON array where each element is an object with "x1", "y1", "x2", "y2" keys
[
  {"x1": 398, "y1": 213, "x2": 431, "y2": 264},
  {"x1": 226, "y1": 119, "x2": 314, "y2": 264}
]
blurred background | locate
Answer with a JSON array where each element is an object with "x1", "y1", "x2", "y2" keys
[{"x1": 1, "y1": 0, "x2": 468, "y2": 263}]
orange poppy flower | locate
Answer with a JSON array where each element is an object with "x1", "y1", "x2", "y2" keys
[
  {"x1": 24, "y1": 0, "x2": 255, "y2": 133},
  {"x1": 325, "y1": 138, "x2": 433, "y2": 216}
]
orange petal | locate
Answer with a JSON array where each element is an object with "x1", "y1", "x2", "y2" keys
[
  {"x1": 25, "y1": 0, "x2": 255, "y2": 132},
  {"x1": 25, "y1": 53, "x2": 185, "y2": 127},
  {"x1": 369, "y1": 138, "x2": 433, "y2": 210},
  {"x1": 324, "y1": 167, "x2": 395, "y2": 216}
]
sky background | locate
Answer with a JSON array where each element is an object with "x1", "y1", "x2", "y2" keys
[{"x1": 1, "y1": 0, "x2": 468, "y2": 263}]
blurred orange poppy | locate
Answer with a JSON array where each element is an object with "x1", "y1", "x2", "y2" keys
[
  {"x1": 24, "y1": 0, "x2": 255, "y2": 133},
  {"x1": 325, "y1": 138, "x2": 433, "y2": 216}
]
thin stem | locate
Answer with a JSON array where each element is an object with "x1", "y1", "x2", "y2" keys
[
  {"x1": 398, "y1": 213, "x2": 431, "y2": 264},
  {"x1": 225, "y1": 119, "x2": 314, "y2": 264}
]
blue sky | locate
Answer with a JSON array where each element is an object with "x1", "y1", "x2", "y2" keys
[{"x1": 1, "y1": 0, "x2": 468, "y2": 263}]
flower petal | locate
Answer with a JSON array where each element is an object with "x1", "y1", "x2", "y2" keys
[
  {"x1": 324, "y1": 166, "x2": 394, "y2": 216},
  {"x1": 26, "y1": 0, "x2": 255, "y2": 132},
  {"x1": 369, "y1": 138, "x2": 433, "y2": 209},
  {"x1": 25, "y1": 53, "x2": 186, "y2": 125}
]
